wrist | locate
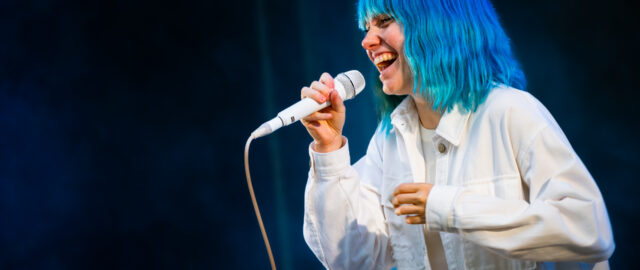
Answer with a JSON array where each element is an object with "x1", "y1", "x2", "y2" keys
[{"x1": 313, "y1": 136, "x2": 344, "y2": 153}]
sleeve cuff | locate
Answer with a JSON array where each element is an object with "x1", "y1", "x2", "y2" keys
[
  {"x1": 309, "y1": 137, "x2": 350, "y2": 179},
  {"x1": 425, "y1": 185, "x2": 461, "y2": 232}
]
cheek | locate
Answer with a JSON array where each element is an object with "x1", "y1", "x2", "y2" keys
[
  {"x1": 403, "y1": 62, "x2": 412, "y2": 79},
  {"x1": 396, "y1": 58, "x2": 410, "y2": 80},
  {"x1": 396, "y1": 59, "x2": 414, "y2": 92}
]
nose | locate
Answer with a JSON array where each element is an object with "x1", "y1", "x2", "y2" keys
[{"x1": 361, "y1": 30, "x2": 380, "y2": 51}]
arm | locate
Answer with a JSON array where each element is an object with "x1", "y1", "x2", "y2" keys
[
  {"x1": 299, "y1": 72, "x2": 393, "y2": 269},
  {"x1": 424, "y1": 99, "x2": 614, "y2": 262},
  {"x1": 303, "y1": 135, "x2": 393, "y2": 270}
]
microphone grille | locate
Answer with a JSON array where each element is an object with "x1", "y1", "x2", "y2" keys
[{"x1": 336, "y1": 70, "x2": 365, "y2": 100}]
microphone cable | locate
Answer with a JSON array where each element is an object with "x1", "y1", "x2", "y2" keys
[
  {"x1": 242, "y1": 71, "x2": 363, "y2": 269},
  {"x1": 244, "y1": 135, "x2": 277, "y2": 270}
]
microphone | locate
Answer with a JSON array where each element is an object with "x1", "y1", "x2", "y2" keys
[{"x1": 251, "y1": 70, "x2": 365, "y2": 139}]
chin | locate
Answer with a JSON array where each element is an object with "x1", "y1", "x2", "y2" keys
[
  {"x1": 381, "y1": 84, "x2": 394, "y2": 95},
  {"x1": 381, "y1": 81, "x2": 409, "y2": 96}
]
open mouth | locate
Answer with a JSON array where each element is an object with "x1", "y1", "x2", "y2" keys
[{"x1": 374, "y1": 52, "x2": 398, "y2": 72}]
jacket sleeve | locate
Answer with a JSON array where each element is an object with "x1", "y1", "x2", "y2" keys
[
  {"x1": 303, "y1": 135, "x2": 394, "y2": 270},
  {"x1": 425, "y1": 97, "x2": 615, "y2": 263}
]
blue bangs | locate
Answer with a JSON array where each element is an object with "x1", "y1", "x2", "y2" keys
[{"x1": 357, "y1": 0, "x2": 526, "y2": 133}]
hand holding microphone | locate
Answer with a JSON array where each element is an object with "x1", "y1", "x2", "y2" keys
[
  {"x1": 300, "y1": 72, "x2": 346, "y2": 153},
  {"x1": 251, "y1": 70, "x2": 365, "y2": 147}
]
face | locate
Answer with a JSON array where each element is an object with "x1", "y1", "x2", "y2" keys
[{"x1": 362, "y1": 14, "x2": 414, "y2": 96}]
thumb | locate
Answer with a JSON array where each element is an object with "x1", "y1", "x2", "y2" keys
[{"x1": 330, "y1": 90, "x2": 345, "y2": 113}]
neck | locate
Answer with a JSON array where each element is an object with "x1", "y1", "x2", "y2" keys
[{"x1": 411, "y1": 95, "x2": 442, "y2": 130}]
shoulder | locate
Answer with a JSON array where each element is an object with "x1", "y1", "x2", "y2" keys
[
  {"x1": 470, "y1": 86, "x2": 565, "y2": 155},
  {"x1": 475, "y1": 85, "x2": 557, "y2": 132},
  {"x1": 478, "y1": 86, "x2": 539, "y2": 117}
]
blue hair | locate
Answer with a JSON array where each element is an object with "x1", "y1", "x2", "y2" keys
[{"x1": 357, "y1": 0, "x2": 526, "y2": 132}]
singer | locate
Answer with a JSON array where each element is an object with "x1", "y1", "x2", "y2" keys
[{"x1": 299, "y1": 0, "x2": 614, "y2": 269}]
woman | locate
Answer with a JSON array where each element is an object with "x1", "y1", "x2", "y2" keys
[{"x1": 299, "y1": 0, "x2": 614, "y2": 269}]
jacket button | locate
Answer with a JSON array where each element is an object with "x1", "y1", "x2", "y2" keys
[{"x1": 438, "y1": 143, "x2": 446, "y2": 153}]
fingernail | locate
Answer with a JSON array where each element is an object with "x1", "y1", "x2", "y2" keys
[{"x1": 394, "y1": 209, "x2": 400, "y2": 215}]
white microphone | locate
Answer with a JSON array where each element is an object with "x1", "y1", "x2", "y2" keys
[{"x1": 251, "y1": 70, "x2": 365, "y2": 139}]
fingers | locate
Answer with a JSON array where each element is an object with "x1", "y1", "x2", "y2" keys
[
  {"x1": 394, "y1": 204, "x2": 425, "y2": 216},
  {"x1": 311, "y1": 80, "x2": 333, "y2": 97},
  {"x1": 393, "y1": 183, "x2": 423, "y2": 196},
  {"x1": 319, "y1": 72, "x2": 335, "y2": 89},
  {"x1": 405, "y1": 215, "x2": 426, "y2": 224},
  {"x1": 317, "y1": 73, "x2": 343, "y2": 113},
  {"x1": 302, "y1": 112, "x2": 333, "y2": 122},
  {"x1": 391, "y1": 183, "x2": 431, "y2": 225},
  {"x1": 301, "y1": 77, "x2": 334, "y2": 104},
  {"x1": 392, "y1": 193, "x2": 425, "y2": 208},
  {"x1": 301, "y1": 87, "x2": 327, "y2": 104},
  {"x1": 393, "y1": 197, "x2": 427, "y2": 224}
]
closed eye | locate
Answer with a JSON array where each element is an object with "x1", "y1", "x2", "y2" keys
[
  {"x1": 380, "y1": 16, "x2": 393, "y2": 24},
  {"x1": 363, "y1": 15, "x2": 394, "y2": 33}
]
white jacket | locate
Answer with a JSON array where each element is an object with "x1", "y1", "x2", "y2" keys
[{"x1": 303, "y1": 86, "x2": 614, "y2": 270}]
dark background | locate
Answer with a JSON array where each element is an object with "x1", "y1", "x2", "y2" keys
[{"x1": 1, "y1": 0, "x2": 637, "y2": 269}]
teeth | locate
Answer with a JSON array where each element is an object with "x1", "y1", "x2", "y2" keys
[{"x1": 374, "y1": 53, "x2": 398, "y2": 65}]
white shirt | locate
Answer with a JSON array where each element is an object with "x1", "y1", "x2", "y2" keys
[
  {"x1": 303, "y1": 86, "x2": 614, "y2": 269},
  {"x1": 420, "y1": 126, "x2": 449, "y2": 270},
  {"x1": 419, "y1": 126, "x2": 437, "y2": 183}
]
